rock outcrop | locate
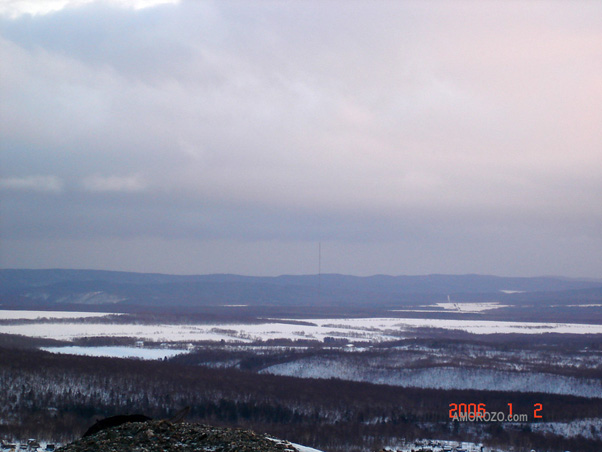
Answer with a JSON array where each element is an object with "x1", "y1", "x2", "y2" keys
[{"x1": 57, "y1": 420, "x2": 310, "y2": 452}]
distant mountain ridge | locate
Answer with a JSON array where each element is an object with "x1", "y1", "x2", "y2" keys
[{"x1": 1, "y1": 269, "x2": 601, "y2": 310}]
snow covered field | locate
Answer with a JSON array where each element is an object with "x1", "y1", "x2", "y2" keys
[
  {"x1": 0, "y1": 309, "x2": 115, "y2": 320},
  {"x1": 392, "y1": 301, "x2": 509, "y2": 313},
  {"x1": 308, "y1": 317, "x2": 602, "y2": 335},
  {"x1": 0, "y1": 314, "x2": 601, "y2": 344},
  {"x1": 261, "y1": 359, "x2": 602, "y2": 398},
  {"x1": 40, "y1": 345, "x2": 189, "y2": 360}
]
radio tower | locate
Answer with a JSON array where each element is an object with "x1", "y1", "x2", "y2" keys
[{"x1": 318, "y1": 241, "x2": 322, "y2": 298}]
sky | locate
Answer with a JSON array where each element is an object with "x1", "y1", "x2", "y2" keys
[{"x1": 0, "y1": 0, "x2": 601, "y2": 278}]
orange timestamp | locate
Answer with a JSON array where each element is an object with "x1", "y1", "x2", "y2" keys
[{"x1": 449, "y1": 403, "x2": 543, "y2": 422}]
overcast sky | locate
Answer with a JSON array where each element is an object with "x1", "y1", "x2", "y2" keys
[{"x1": 1, "y1": 0, "x2": 601, "y2": 277}]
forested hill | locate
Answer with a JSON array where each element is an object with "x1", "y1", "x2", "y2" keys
[{"x1": 1, "y1": 268, "x2": 600, "y2": 311}]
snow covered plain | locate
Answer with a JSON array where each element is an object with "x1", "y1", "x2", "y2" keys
[
  {"x1": 310, "y1": 317, "x2": 602, "y2": 335},
  {"x1": 391, "y1": 301, "x2": 509, "y2": 313},
  {"x1": 260, "y1": 358, "x2": 602, "y2": 398},
  {"x1": 0, "y1": 309, "x2": 115, "y2": 320},
  {"x1": 0, "y1": 315, "x2": 601, "y2": 345},
  {"x1": 40, "y1": 345, "x2": 189, "y2": 360}
]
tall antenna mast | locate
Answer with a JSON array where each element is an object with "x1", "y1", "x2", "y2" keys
[{"x1": 318, "y1": 241, "x2": 322, "y2": 297}]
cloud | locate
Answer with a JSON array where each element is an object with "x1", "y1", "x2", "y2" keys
[
  {"x1": 82, "y1": 174, "x2": 146, "y2": 193},
  {"x1": 0, "y1": 1, "x2": 601, "y2": 276},
  {"x1": 0, "y1": 175, "x2": 64, "y2": 192},
  {"x1": 0, "y1": 0, "x2": 179, "y2": 18}
]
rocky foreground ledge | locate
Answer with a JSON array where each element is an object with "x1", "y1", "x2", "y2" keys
[{"x1": 56, "y1": 420, "x2": 316, "y2": 452}]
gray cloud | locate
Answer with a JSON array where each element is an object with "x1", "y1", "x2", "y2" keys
[
  {"x1": 81, "y1": 174, "x2": 147, "y2": 192},
  {"x1": 0, "y1": 175, "x2": 64, "y2": 192},
  {"x1": 1, "y1": 0, "x2": 601, "y2": 277}
]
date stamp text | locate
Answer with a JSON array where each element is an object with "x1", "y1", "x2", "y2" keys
[{"x1": 449, "y1": 403, "x2": 543, "y2": 422}]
